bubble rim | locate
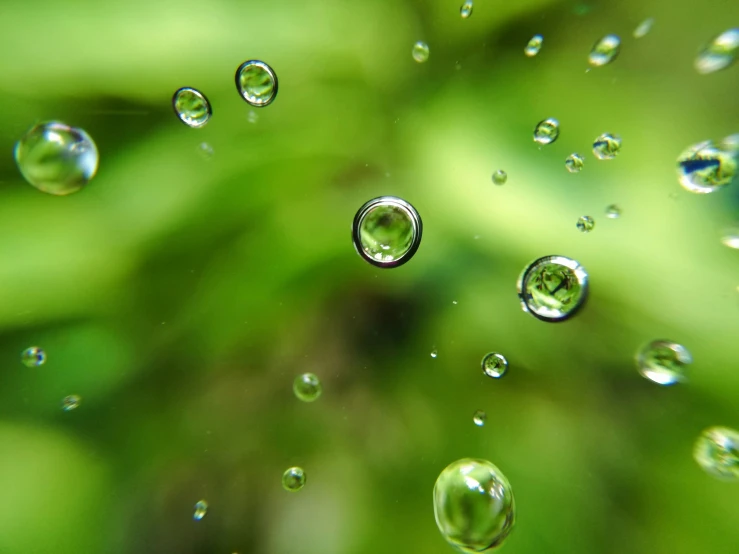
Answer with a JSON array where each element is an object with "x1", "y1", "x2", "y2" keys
[
  {"x1": 172, "y1": 87, "x2": 212, "y2": 128},
  {"x1": 516, "y1": 254, "x2": 589, "y2": 322},
  {"x1": 235, "y1": 60, "x2": 279, "y2": 107}
]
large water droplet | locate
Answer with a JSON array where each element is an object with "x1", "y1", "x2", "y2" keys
[
  {"x1": 676, "y1": 140, "x2": 737, "y2": 194},
  {"x1": 633, "y1": 18, "x2": 654, "y2": 39},
  {"x1": 635, "y1": 340, "x2": 691, "y2": 386},
  {"x1": 576, "y1": 215, "x2": 595, "y2": 233},
  {"x1": 533, "y1": 118, "x2": 560, "y2": 145},
  {"x1": 433, "y1": 458, "x2": 516, "y2": 553},
  {"x1": 565, "y1": 153, "x2": 584, "y2": 173},
  {"x1": 460, "y1": 1, "x2": 473, "y2": 19},
  {"x1": 694, "y1": 427, "x2": 739, "y2": 480},
  {"x1": 481, "y1": 353, "x2": 508, "y2": 379},
  {"x1": 282, "y1": 467, "x2": 307, "y2": 492},
  {"x1": 21, "y1": 346, "x2": 46, "y2": 368},
  {"x1": 62, "y1": 395, "x2": 81, "y2": 411},
  {"x1": 14, "y1": 121, "x2": 99, "y2": 196},
  {"x1": 525, "y1": 35, "x2": 543, "y2": 57},
  {"x1": 517, "y1": 256, "x2": 589, "y2": 322},
  {"x1": 172, "y1": 87, "x2": 212, "y2": 128},
  {"x1": 473, "y1": 410, "x2": 486, "y2": 427},
  {"x1": 293, "y1": 373, "x2": 322, "y2": 402},
  {"x1": 412, "y1": 41, "x2": 430, "y2": 63},
  {"x1": 235, "y1": 60, "x2": 278, "y2": 107},
  {"x1": 592, "y1": 133, "x2": 622, "y2": 160},
  {"x1": 588, "y1": 34, "x2": 621, "y2": 66},
  {"x1": 492, "y1": 170, "x2": 507, "y2": 185},
  {"x1": 605, "y1": 204, "x2": 621, "y2": 219},
  {"x1": 352, "y1": 196, "x2": 422, "y2": 268},
  {"x1": 193, "y1": 500, "x2": 208, "y2": 520},
  {"x1": 695, "y1": 29, "x2": 739, "y2": 74}
]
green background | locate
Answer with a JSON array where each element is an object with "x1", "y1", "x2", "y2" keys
[{"x1": 0, "y1": 0, "x2": 737, "y2": 552}]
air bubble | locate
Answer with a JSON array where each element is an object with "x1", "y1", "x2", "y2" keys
[
  {"x1": 533, "y1": 118, "x2": 560, "y2": 145},
  {"x1": 576, "y1": 216, "x2": 595, "y2": 233},
  {"x1": 482, "y1": 353, "x2": 508, "y2": 379},
  {"x1": 694, "y1": 426, "x2": 739, "y2": 480},
  {"x1": 293, "y1": 373, "x2": 322, "y2": 402},
  {"x1": 235, "y1": 60, "x2": 278, "y2": 107},
  {"x1": 525, "y1": 35, "x2": 543, "y2": 57},
  {"x1": 282, "y1": 467, "x2": 307, "y2": 492},
  {"x1": 593, "y1": 133, "x2": 622, "y2": 160},
  {"x1": 588, "y1": 34, "x2": 621, "y2": 67},
  {"x1": 677, "y1": 139, "x2": 737, "y2": 194},
  {"x1": 565, "y1": 153, "x2": 584, "y2": 173},
  {"x1": 636, "y1": 340, "x2": 691, "y2": 386},
  {"x1": 21, "y1": 346, "x2": 46, "y2": 368},
  {"x1": 517, "y1": 256, "x2": 589, "y2": 322},
  {"x1": 492, "y1": 170, "x2": 507, "y2": 185},
  {"x1": 172, "y1": 87, "x2": 212, "y2": 128},
  {"x1": 695, "y1": 29, "x2": 739, "y2": 74},
  {"x1": 412, "y1": 41, "x2": 430, "y2": 63}
]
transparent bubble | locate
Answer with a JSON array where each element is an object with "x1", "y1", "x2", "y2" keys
[
  {"x1": 635, "y1": 340, "x2": 691, "y2": 386},
  {"x1": 633, "y1": 17, "x2": 654, "y2": 39},
  {"x1": 282, "y1": 467, "x2": 307, "y2": 492},
  {"x1": 492, "y1": 170, "x2": 507, "y2": 185},
  {"x1": 588, "y1": 34, "x2": 621, "y2": 67},
  {"x1": 473, "y1": 410, "x2": 487, "y2": 427},
  {"x1": 14, "y1": 121, "x2": 99, "y2": 196},
  {"x1": 482, "y1": 353, "x2": 508, "y2": 379},
  {"x1": 412, "y1": 41, "x2": 430, "y2": 63},
  {"x1": 720, "y1": 225, "x2": 739, "y2": 249},
  {"x1": 565, "y1": 153, "x2": 584, "y2": 173},
  {"x1": 460, "y1": 1, "x2": 473, "y2": 19},
  {"x1": 172, "y1": 87, "x2": 212, "y2": 128},
  {"x1": 677, "y1": 140, "x2": 737, "y2": 194},
  {"x1": 235, "y1": 60, "x2": 278, "y2": 107},
  {"x1": 293, "y1": 373, "x2": 322, "y2": 402},
  {"x1": 576, "y1": 216, "x2": 595, "y2": 233},
  {"x1": 61, "y1": 395, "x2": 81, "y2": 411},
  {"x1": 433, "y1": 458, "x2": 516, "y2": 553},
  {"x1": 533, "y1": 118, "x2": 560, "y2": 145},
  {"x1": 525, "y1": 35, "x2": 543, "y2": 57},
  {"x1": 21, "y1": 346, "x2": 46, "y2": 368},
  {"x1": 193, "y1": 500, "x2": 208, "y2": 521},
  {"x1": 352, "y1": 196, "x2": 422, "y2": 268},
  {"x1": 593, "y1": 133, "x2": 622, "y2": 160},
  {"x1": 695, "y1": 28, "x2": 739, "y2": 75},
  {"x1": 605, "y1": 204, "x2": 621, "y2": 219},
  {"x1": 431, "y1": 349, "x2": 438, "y2": 359},
  {"x1": 694, "y1": 427, "x2": 739, "y2": 480},
  {"x1": 517, "y1": 256, "x2": 589, "y2": 322}
]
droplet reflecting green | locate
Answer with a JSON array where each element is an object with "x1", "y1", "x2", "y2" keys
[
  {"x1": 61, "y1": 395, "x2": 81, "y2": 411},
  {"x1": 517, "y1": 256, "x2": 589, "y2": 322},
  {"x1": 412, "y1": 41, "x2": 430, "y2": 63},
  {"x1": 576, "y1": 216, "x2": 595, "y2": 233},
  {"x1": 525, "y1": 35, "x2": 543, "y2": 57},
  {"x1": 492, "y1": 170, "x2": 507, "y2": 185},
  {"x1": 193, "y1": 500, "x2": 208, "y2": 520},
  {"x1": 694, "y1": 427, "x2": 739, "y2": 480},
  {"x1": 605, "y1": 204, "x2": 621, "y2": 219},
  {"x1": 633, "y1": 18, "x2": 654, "y2": 39},
  {"x1": 677, "y1": 140, "x2": 737, "y2": 194},
  {"x1": 593, "y1": 133, "x2": 622, "y2": 160},
  {"x1": 636, "y1": 340, "x2": 691, "y2": 386},
  {"x1": 460, "y1": 1, "x2": 473, "y2": 19},
  {"x1": 473, "y1": 410, "x2": 487, "y2": 427},
  {"x1": 282, "y1": 466, "x2": 307, "y2": 492},
  {"x1": 565, "y1": 153, "x2": 584, "y2": 173},
  {"x1": 533, "y1": 118, "x2": 560, "y2": 145},
  {"x1": 235, "y1": 60, "x2": 278, "y2": 107},
  {"x1": 293, "y1": 373, "x2": 322, "y2": 402},
  {"x1": 588, "y1": 34, "x2": 621, "y2": 67},
  {"x1": 172, "y1": 87, "x2": 212, "y2": 128},
  {"x1": 21, "y1": 346, "x2": 46, "y2": 368},
  {"x1": 695, "y1": 29, "x2": 739, "y2": 74},
  {"x1": 481, "y1": 352, "x2": 508, "y2": 379}
]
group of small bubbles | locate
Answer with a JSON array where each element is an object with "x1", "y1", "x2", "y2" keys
[
  {"x1": 472, "y1": 410, "x2": 487, "y2": 427},
  {"x1": 695, "y1": 28, "x2": 739, "y2": 74},
  {"x1": 593, "y1": 133, "x2": 622, "y2": 160},
  {"x1": 460, "y1": 1, "x2": 473, "y2": 19},
  {"x1": 293, "y1": 373, "x2": 322, "y2": 402},
  {"x1": 172, "y1": 87, "x2": 212, "y2": 128},
  {"x1": 693, "y1": 427, "x2": 739, "y2": 480},
  {"x1": 605, "y1": 204, "x2": 622, "y2": 219},
  {"x1": 481, "y1": 352, "x2": 508, "y2": 379},
  {"x1": 21, "y1": 346, "x2": 46, "y2": 368},
  {"x1": 676, "y1": 138, "x2": 737, "y2": 194},
  {"x1": 533, "y1": 118, "x2": 560, "y2": 145},
  {"x1": 413, "y1": 41, "x2": 430, "y2": 63},
  {"x1": 491, "y1": 169, "x2": 507, "y2": 185},
  {"x1": 62, "y1": 395, "x2": 81, "y2": 412},
  {"x1": 636, "y1": 340, "x2": 692, "y2": 386},
  {"x1": 565, "y1": 153, "x2": 584, "y2": 173},
  {"x1": 282, "y1": 467, "x2": 307, "y2": 492},
  {"x1": 524, "y1": 35, "x2": 543, "y2": 57},
  {"x1": 588, "y1": 34, "x2": 621, "y2": 67},
  {"x1": 433, "y1": 459, "x2": 516, "y2": 553},
  {"x1": 517, "y1": 256, "x2": 589, "y2": 322},
  {"x1": 193, "y1": 500, "x2": 208, "y2": 521},
  {"x1": 576, "y1": 216, "x2": 595, "y2": 233},
  {"x1": 633, "y1": 17, "x2": 655, "y2": 39}
]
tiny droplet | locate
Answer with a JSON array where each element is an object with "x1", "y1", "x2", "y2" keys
[
  {"x1": 694, "y1": 427, "x2": 739, "y2": 480},
  {"x1": 293, "y1": 373, "x2": 322, "y2": 402},
  {"x1": 21, "y1": 346, "x2": 46, "y2": 368},
  {"x1": 605, "y1": 204, "x2": 621, "y2": 219},
  {"x1": 431, "y1": 349, "x2": 438, "y2": 358},
  {"x1": 460, "y1": 1, "x2": 473, "y2": 19},
  {"x1": 282, "y1": 466, "x2": 306, "y2": 492},
  {"x1": 517, "y1": 256, "x2": 589, "y2": 322},
  {"x1": 677, "y1": 139, "x2": 737, "y2": 194},
  {"x1": 492, "y1": 170, "x2": 507, "y2": 185},
  {"x1": 592, "y1": 133, "x2": 622, "y2": 160},
  {"x1": 235, "y1": 60, "x2": 278, "y2": 107},
  {"x1": 721, "y1": 225, "x2": 739, "y2": 249},
  {"x1": 565, "y1": 153, "x2": 584, "y2": 173},
  {"x1": 525, "y1": 35, "x2": 543, "y2": 57},
  {"x1": 172, "y1": 87, "x2": 212, "y2": 128},
  {"x1": 636, "y1": 340, "x2": 691, "y2": 386},
  {"x1": 533, "y1": 118, "x2": 560, "y2": 145},
  {"x1": 61, "y1": 395, "x2": 81, "y2": 411},
  {"x1": 576, "y1": 216, "x2": 595, "y2": 233},
  {"x1": 473, "y1": 410, "x2": 487, "y2": 427},
  {"x1": 481, "y1": 352, "x2": 508, "y2": 379},
  {"x1": 588, "y1": 34, "x2": 621, "y2": 67},
  {"x1": 695, "y1": 28, "x2": 739, "y2": 75},
  {"x1": 633, "y1": 17, "x2": 654, "y2": 39},
  {"x1": 412, "y1": 41, "x2": 430, "y2": 63},
  {"x1": 193, "y1": 500, "x2": 208, "y2": 520}
]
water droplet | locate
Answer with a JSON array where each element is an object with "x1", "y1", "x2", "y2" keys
[
  {"x1": 352, "y1": 196, "x2": 422, "y2": 268},
  {"x1": 694, "y1": 427, "x2": 739, "y2": 480},
  {"x1": 235, "y1": 60, "x2": 278, "y2": 107},
  {"x1": 61, "y1": 395, "x2": 81, "y2": 411},
  {"x1": 721, "y1": 225, "x2": 739, "y2": 249},
  {"x1": 282, "y1": 466, "x2": 306, "y2": 491},
  {"x1": 517, "y1": 256, "x2": 589, "y2": 322},
  {"x1": 492, "y1": 170, "x2": 507, "y2": 185},
  {"x1": 193, "y1": 500, "x2": 208, "y2": 520},
  {"x1": 14, "y1": 121, "x2": 99, "y2": 196},
  {"x1": 21, "y1": 346, "x2": 46, "y2": 368},
  {"x1": 247, "y1": 110, "x2": 259, "y2": 124},
  {"x1": 565, "y1": 153, "x2": 584, "y2": 173},
  {"x1": 412, "y1": 41, "x2": 430, "y2": 63},
  {"x1": 433, "y1": 458, "x2": 516, "y2": 553},
  {"x1": 197, "y1": 142, "x2": 214, "y2": 160},
  {"x1": 695, "y1": 28, "x2": 739, "y2": 74},
  {"x1": 293, "y1": 373, "x2": 322, "y2": 402},
  {"x1": 431, "y1": 349, "x2": 438, "y2": 358},
  {"x1": 676, "y1": 139, "x2": 737, "y2": 194},
  {"x1": 473, "y1": 410, "x2": 487, "y2": 427},
  {"x1": 481, "y1": 352, "x2": 508, "y2": 379},
  {"x1": 633, "y1": 17, "x2": 654, "y2": 39},
  {"x1": 533, "y1": 118, "x2": 560, "y2": 145},
  {"x1": 576, "y1": 215, "x2": 595, "y2": 233},
  {"x1": 460, "y1": 1, "x2": 473, "y2": 19},
  {"x1": 525, "y1": 34, "x2": 543, "y2": 57},
  {"x1": 592, "y1": 133, "x2": 622, "y2": 160},
  {"x1": 605, "y1": 204, "x2": 621, "y2": 218},
  {"x1": 635, "y1": 340, "x2": 691, "y2": 386},
  {"x1": 588, "y1": 34, "x2": 621, "y2": 67},
  {"x1": 172, "y1": 87, "x2": 212, "y2": 128}
]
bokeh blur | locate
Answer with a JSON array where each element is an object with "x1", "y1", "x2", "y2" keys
[{"x1": 0, "y1": 0, "x2": 737, "y2": 552}]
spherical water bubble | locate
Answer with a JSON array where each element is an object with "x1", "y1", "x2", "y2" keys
[
  {"x1": 576, "y1": 215, "x2": 595, "y2": 233},
  {"x1": 633, "y1": 18, "x2": 654, "y2": 39},
  {"x1": 61, "y1": 395, "x2": 81, "y2": 411},
  {"x1": 588, "y1": 34, "x2": 621, "y2": 67},
  {"x1": 720, "y1": 225, "x2": 739, "y2": 249},
  {"x1": 533, "y1": 118, "x2": 559, "y2": 145},
  {"x1": 352, "y1": 196, "x2": 422, "y2": 268},
  {"x1": 694, "y1": 427, "x2": 739, "y2": 480},
  {"x1": 14, "y1": 121, "x2": 99, "y2": 195},
  {"x1": 21, "y1": 346, "x2": 46, "y2": 368},
  {"x1": 565, "y1": 153, "x2": 584, "y2": 173},
  {"x1": 235, "y1": 60, "x2": 278, "y2": 107},
  {"x1": 481, "y1": 352, "x2": 508, "y2": 379},
  {"x1": 282, "y1": 467, "x2": 306, "y2": 492},
  {"x1": 473, "y1": 410, "x2": 487, "y2": 427},
  {"x1": 605, "y1": 204, "x2": 622, "y2": 219},
  {"x1": 412, "y1": 41, "x2": 430, "y2": 63},
  {"x1": 593, "y1": 133, "x2": 622, "y2": 160},
  {"x1": 433, "y1": 458, "x2": 516, "y2": 553},
  {"x1": 431, "y1": 349, "x2": 438, "y2": 359},
  {"x1": 677, "y1": 140, "x2": 737, "y2": 194},
  {"x1": 517, "y1": 256, "x2": 589, "y2": 322},
  {"x1": 193, "y1": 500, "x2": 208, "y2": 520},
  {"x1": 172, "y1": 87, "x2": 212, "y2": 128},
  {"x1": 460, "y1": 1, "x2": 473, "y2": 19},
  {"x1": 293, "y1": 373, "x2": 322, "y2": 402},
  {"x1": 492, "y1": 170, "x2": 507, "y2": 185},
  {"x1": 695, "y1": 29, "x2": 739, "y2": 75},
  {"x1": 636, "y1": 340, "x2": 691, "y2": 386},
  {"x1": 525, "y1": 34, "x2": 543, "y2": 57}
]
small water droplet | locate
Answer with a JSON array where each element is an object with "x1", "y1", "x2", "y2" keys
[
  {"x1": 433, "y1": 459, "x2": 516, "y2": 553},
  {"x1": 720, "y1": 225, "x2": 739, "y2": 249},
  {"x1": 525, "y1": 34, "x2": 543, "y2": 57},
  {"x1": 605, "y1": 204, "x2": 621, "y2": 219},
  {"x1": 695, "y1": 28, "x2": 739, "y2": 74},
  {"x1": 533, "y1": 118, "x2": 560, "y2": 145},
  {"x1": 247, "y1": 110, "x2": 259, "y2": 124},
  {"x1": 193, "y1": 500, "x2": 208, "y2": 520},
  {"x1": 62, "y1": 395, "x2": 81, "y2": 411},
  {"x1": 235, "y1": 60, "x2": 278, "y2": 107},
  {"x1": 460, "y1": 1, "x2": 473, "y2": 19},
  {"x1": 282, "y1": 466, "x2": 306, "y2": 492},
  {"x1": 431, "y1": 349, "x2": 438, "y2": 358},
  {"x1": 492, "y1": 169, "x2": 507, "y2": 185},
  {"x1": 293, "y1": 373, "x2": 322, "y2": 402},
  {"x1": 588, "y1": 34, "x2": 621, "y2": 66},
  {"x1": 576, "y1": 216, "x2": 595, "y2": 233},
  {"x1": 677, "y1": 139, "x2": 737, "y2": 194},
  {"x1": 694, "y1": 427, "x2": 739, "y2": 480},
  {"x1": 565, "y1": 153, "x2": 584, "y2": 173},
  {"x1": 14, "y1": 122, "x2": 99, "y2": 195},
  {"x1": 452, "y1": 300, "x2": 458, "y2": 305},
  {"x1": 633, "y1": 17, "x2": 654, "y2": 39},
  {"x1": 636, "y1": 340, "x2": 691, "y2": 386},
  {"x1": 197, "y1": 142, "x2": 214, "y2": 160},
  {"x1": 592, "y1": 133, "x2": 622, "y2": 160},
  {"x1": 473, "y1": 410, "x2": 487, "y2": 427},
  {"x1": 412, "y1": 41, "x2": 430, "y2": 63},
  {"x1": 517, "y1": 256, "x2": 589, "y2": 322},
  {"x1": 172, "y1": 87, "x2": 212, "y2": 128},
  {"x1": 481, "y1": 352, "x2": 508, "y2": 379},
  {"x1": 21, "y1": 346, "x2": 46, "y2": 368}
]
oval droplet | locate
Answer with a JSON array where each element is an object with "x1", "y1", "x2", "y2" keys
[
  {"x1": 473, "y1": 410, "x2": 487, "y2": 427},
  {"x1": 677, "y1": 140, "x2": 737, "y2": 194},
  {"x1": 588, "y1": 34, "x2": 621, "y2": 67},
  {"x1": 592, "y1": 133, "x2": 622, "y2": 160},
  {"x1": 565, "y1": 153, "x2": 584, "y2": 173},
  {"x1": 61, "y1": 395, "x2": 81, "y2": 411},
  {"x1": 492, "y1": 170, "x2": 507, "y2": 185},
  {"x1": 235, "y1": 60, "x2": 278, "y2": 107},
  {"x1": 633, "y1": 17, "x2": 654, "y2": 39},
  {"x1": 694, "y1": 427, "x2": 739, "y2": 480},
  {"x1": 533, "y1": 118, "x2": 560, "y2": 145},
  {"x1": 482, "y1": 352, "x2": 508, "y2": 379},
  {"x1": 172, "y1": 87, "x2": 212, "y2": 128},
  {"x1": 695, "y1": 28, "x2": 739, "y2": 74},
  {"x1": 605, "y1": 204, "x2": 621, "y2": 219},
  {"x1": 193, "y1": 500, "x2": 208, "y2": 520},
  {"x1": 525, "y1": 34, "x2": 543, "y2": 57},
  {"x1": 21, "y1": 346, "x2": 46, "y2": 368},
  {"x1": 460, "y1": 1, "x2": 473, "y2": 19},
  {"x1": 517, "y1": 255, "x2": 589, "y2": 322},
  {"x1": 412, "y1": 41, "x2": 430, "y2": 63},
  {"x1": 576, "y1": 215, "x2": 595, "y2": 233},
  {"x1": 293, "y1": 373, "x2": 322, "y2": 402},
  {"x1": 635, "y1": 340, "x2": 691, "y2": 386},
  {"x1": 282, "y1": 466, "x2": 307, "y2": 492}
]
